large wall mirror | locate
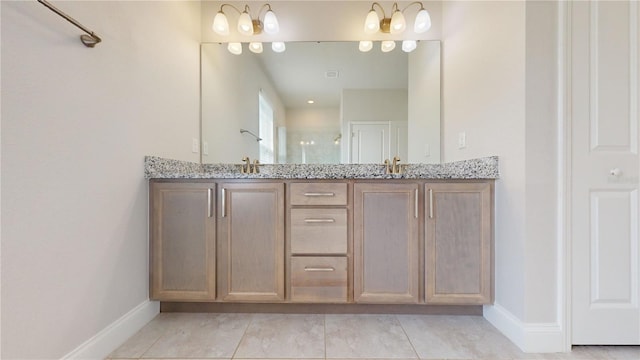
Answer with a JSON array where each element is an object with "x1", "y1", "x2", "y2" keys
[{"x1": 201, "y1": 41, "x2": 440, "y2": 164}]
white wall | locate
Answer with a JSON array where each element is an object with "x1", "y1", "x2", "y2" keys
[
  {"x1": 442, "y1": 0, "x2": 562, "y2": 351},
  {"x1": 286, "y1": 107, "x2": 341, "y2": 163},
  {"x1": 1, "y1": 1, "x2": 201, "y2": 358},
  {"x1": 201, "y1": 43, "x2": 286, "y2": 163},
  {"x1": 442, "y1": 0, "x2": 528, "y2": 326},
  {"x1": 408, "y1": 40, "x2": 441, "y2": 163}
]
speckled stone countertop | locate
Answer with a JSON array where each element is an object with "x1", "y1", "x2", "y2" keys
[{"x1": 145, "y1": 156, "x2": 499, "y2": 180}]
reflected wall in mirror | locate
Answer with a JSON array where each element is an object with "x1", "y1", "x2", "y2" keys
[{"x1": 201, "y1": 41, "x2": 440, "y2": 164}]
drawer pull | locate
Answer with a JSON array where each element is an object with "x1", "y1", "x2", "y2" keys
[
  {"x1": 429, "y1": 188, "x2": 433, "y2": 219},
  {"x1": 304, "y1": 267, "x2": 335, "y2": 272},
  {"x1": 207, "y1": 188, "x2": 213, "y2": 218},
  {"x1": 304, "y1": 218, "x2": 335, "y2": 223},
  {"x1": 304, "y1": 192, "x2": 335, "y2": 197}
]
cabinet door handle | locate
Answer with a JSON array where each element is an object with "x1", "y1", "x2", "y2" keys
[
  {"x1": 304, "y1": 267, "x2": 335, "y2": 272},
  {"x1": 221, "y1": 188, "x2": 226, "y2": 218},
  {"x1": 415, "y1": 189, "x2": 419, "y2": 219},
  {"x1": 304, "y1": 218, "x2": 335, "y2": 223},
  {"x1": 207, "y1": 188, "x2": 212, "y2": 218},
  {"x1": 304, "y1": 192, "x2": 335, "y2": 197},
  {"x1": 429, "y1": 188, "x2": 434, "y2": 219}
]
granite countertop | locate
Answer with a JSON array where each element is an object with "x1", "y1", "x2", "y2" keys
[{"x1": 144, "y1": 156, "x2": 500, "y2": 180}]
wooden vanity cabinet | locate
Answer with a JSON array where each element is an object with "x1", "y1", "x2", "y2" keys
[
  {"x1": 425, "y1": 182, "x2": 493, "y2": 304},
  {"x1": 353, "y1": 182, "x2": 420, "y2": 304},
  {"x1": 217, "y1": 182, "x2": 285, "y2": 302},
  {"x1": 149, "y1": 181, "x2": 216, "y2": 301}
]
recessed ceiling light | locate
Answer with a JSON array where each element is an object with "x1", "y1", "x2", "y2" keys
[{"x1": 307, "y1": 100, "x2": 315, "y2": 104}]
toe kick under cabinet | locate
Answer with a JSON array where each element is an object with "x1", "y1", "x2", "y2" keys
[{"x1": 149, "y1": 179, "x2": 494, "y2": 305}]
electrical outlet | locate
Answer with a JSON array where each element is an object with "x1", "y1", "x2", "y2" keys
[
  {"x1": 192, "y1": 138, "x2": 199, "y2": 153},
  {"x1": 203, "y1": 141, "x2": 209, "y2": 155},
  {"x1": 424, "y1": 143, "x2": 431, "y2": 157},
  {"x1": 458, "y1": 132, "x2": 466, "y2": 149}
]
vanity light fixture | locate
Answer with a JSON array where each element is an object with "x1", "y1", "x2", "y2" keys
[
  {"x1": 213, "y1": 3, "x2": 279, "y2": 36},
  {"x1": 272, "y1": 41, "x2": 286, "y2": 53},
  {"x1": 381, "y1": 40, "x2": 396, "y2": 52},
  {"x1": 227, "y1": 42, "x2": 243, "y2": 55},
  {"x1": 249, "y1": 42, "x2": 264, "y2": 53},
  {"x1": 359, "y1": 40, "x2": 373, "y2": 52},
  {"x1": 364, "y1": 2, "x2": 431, "y2": 35},
  {"x1": 401, "y1": 40, "x2": 417, "y2": 52}
]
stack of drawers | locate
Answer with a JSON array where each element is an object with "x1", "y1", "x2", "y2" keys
[{"x1": 288, "y1": 182, "x2": 349, "y2": 302}]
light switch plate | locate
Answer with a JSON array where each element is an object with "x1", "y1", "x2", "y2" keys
[
  {"x1": 458, "y1": 132, "x2": 466, "y2": 149},
  {"x1": 192, "y1": 138, "x2": 199, "y2": 153}
]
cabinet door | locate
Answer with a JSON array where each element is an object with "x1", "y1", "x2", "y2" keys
[
  {"x1": 150, "y1": 182, "x2": 216, "y2": 301},
  {"x1": 218, "y1": 182, "x2": 285, "y2": 302},
  {"x1": 425, "y1": 182, "x2": 493, "y2": 304},
  {"x1": 353, "y1": 183, "x2": 420, "y2": 303}
]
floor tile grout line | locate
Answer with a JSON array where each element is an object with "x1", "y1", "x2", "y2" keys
[
  {"x1": 230, "y1": 313, "x2": 256, "y2": 359},
  {"x1": 394, "y1": 314, "x2": 421, "y2": 360},
  {"x1": 136, "y1": 314, "x2": 175, "y2": 360}
]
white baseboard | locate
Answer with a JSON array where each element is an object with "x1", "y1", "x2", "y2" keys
[
  {"x1": 61, "y1": 300, "x2": 160, "y2": 360},
  {"x1": 483, "y1": 303, "x2": 566, "y2": 353}
]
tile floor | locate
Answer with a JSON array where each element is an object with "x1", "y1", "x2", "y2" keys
[{"x1": 108, "y1": 313, "x2": 639, "y2": 360}]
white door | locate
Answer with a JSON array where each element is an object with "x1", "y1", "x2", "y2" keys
[
  {"x1": 350, "y1": 122, "x2": 389, "y2": 163},
  {"x1": 571, "y1": 0, "x2": 640, "y2": 344},
  {"x1": 390, "y1": 121, "x2": 408, "y2": 161}
]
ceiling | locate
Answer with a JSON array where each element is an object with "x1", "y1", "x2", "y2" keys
[{"x1": 256, "y1": 41, "x2": 409, "y2": 108}]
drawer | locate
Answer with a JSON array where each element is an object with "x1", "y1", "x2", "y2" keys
[
  {"x1": 291, "y1": 256, "x2": 347, "y2": 303},
  {"x1": 289, "y1": 182, "x2": 348, "y2": 206},
  {"x1": 291, "y1": 209, "x2": 347, "y2": 254}
]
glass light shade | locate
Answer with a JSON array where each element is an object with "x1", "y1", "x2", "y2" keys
[
  {"x1": 359, "y1": 40, "x2": 373, "y2": 52},
  {"x1": 227, "y1": 42, "x2": 242, "y2": 55},
  {"x1": 364, "y1": 10, "x2": 380, "y2": 34},
  {"x1": 390, "y1": 10, "x2": 406, "y2": 34},
  {"x1": 212, "y1": 12, "x2": 230, "y2": 35},
  {"x1": 272, "y1": 42, "x2": 286, "y2": 53},
  {"x1": 237, "y1": 12, "x2": 254, "y2": 35},
  {"x1": 381, "y1": 40, "x2": 396, "y2": 52},
  {"x1": 402, "y1": 40, "x2": 417, "y2": 52},
  {"x1": 263, "y1": 10, "x2": 279, "y2": 34},
  {"x1": 249, "y1": 42, "x2": 263, "y2": 53},
  {"x1": 414, "y1": 9, "x2": 432, "y2": 33}
]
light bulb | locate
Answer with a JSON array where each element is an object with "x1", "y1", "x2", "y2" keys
[
  {"x1": 227, "y1": 42, "x2": 242, "y2": 55},
  {"x1": 381, "y1": 40, "x2": 396, "y2": 52},
  {"x1": 249, "y1": 42, "x2": 263, "y2": 53},
  {"x1": 237, "y1": 12, "x2": 254, "y2": 35},
  {"x1": 402, "y1": 40, "x2": 417, "y2": 53},
  {"x1": 272, "y1": 42, "x2": 286, "y2": 53},
  {"x1": 359, "y1": 40, "x2": 373, "y2": 52},
  {"x1": 390, "y1": 10, "x2": 406, "y2": 34},
  {"x1": 263, "y1": 10, "x2": 279, "y2": 34},
  {"x1": 212, "y1": 11, "x2": 229, "y2": 35},
  {"x1": 414, "y1": 9, "x2": 432, "y2": 33},
  {"x1": 364, "y1": 10, "x2": 380, "y2": 34}
]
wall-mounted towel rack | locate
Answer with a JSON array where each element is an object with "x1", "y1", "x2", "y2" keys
[
  {"x1": 240, "y1": 129, "x2": 262, "y2": 142},
  {"x1": 37, "y1": 0, "x2": 102, "y2": 48}
]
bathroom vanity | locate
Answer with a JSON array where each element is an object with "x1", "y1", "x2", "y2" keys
[{"x1": 146, "y1": 156, "x2": 498, "y2": 307}]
